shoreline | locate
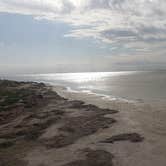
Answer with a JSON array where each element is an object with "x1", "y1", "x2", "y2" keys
[
  {"x1": 56, "y1": 84, "x2": 166, "y2": 105},
  {"x1": 54, "y1": 83, "x2": 166, "y2": 166},
  {"x1": 0, "y1": 80, "x2": 166, "y2": 166},
  {"x1": 2, "y1": 70, "x2": 166, "y2": 104}
]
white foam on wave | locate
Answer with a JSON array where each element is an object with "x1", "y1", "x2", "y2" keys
[{"x1": 64, "y1": 85, "x2": 139, "y2": 104}]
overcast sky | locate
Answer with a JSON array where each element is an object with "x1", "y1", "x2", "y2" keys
[{"x1": 0, "y1": 0, "x2": 166, "y2": 74}]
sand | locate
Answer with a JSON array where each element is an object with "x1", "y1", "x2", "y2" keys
[
  {"x1": 0, "y1": 80, "x2": 166, "y2": 166},
  {"x1": 54, "y1": 86, "x2": 166, "y2": 166}
]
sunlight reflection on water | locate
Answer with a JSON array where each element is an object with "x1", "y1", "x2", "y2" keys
[
  {"x1": 28, "y1": 71, "x2": 134, "y2": 83},
  {"x1": 4, "y1": 71, "x2": 166, "y2": 101}
]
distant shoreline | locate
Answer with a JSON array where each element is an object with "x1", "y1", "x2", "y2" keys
[{"x1": 1, "y1": 70, "x2": 166, "y2": 102}]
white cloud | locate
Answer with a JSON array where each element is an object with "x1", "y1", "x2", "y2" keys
[{"x1": 0, "y1": 0, "x2": 166, "y2": 58}]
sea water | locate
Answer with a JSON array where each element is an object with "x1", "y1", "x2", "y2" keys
[{"x1": 3, "y1": 70, "x2": 166, "y2": 102}]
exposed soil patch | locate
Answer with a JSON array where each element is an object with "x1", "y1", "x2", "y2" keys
[
  {"x1": 45, "y1": 115, "x2": 116, "y2": 148},
  {"x1": 44, "y1": 106, "x2": 117, "y2": 149},
  {"x1": 0, "y1": 140, "x2": 36, "y2": 166},
  {"x1": 62, "y1": 148, "x2": 114, "y2": 166},
  {"x1": 101, "y1": 133, "x2": 144, "y2": 143},
  {"x1": 65, "y1": 100, "x2": 118, "y2": 114}
]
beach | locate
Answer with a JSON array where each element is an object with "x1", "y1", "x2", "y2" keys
[
  {"x1": 1, "y1": 0, "x2": 166, "y2": 165},
  {"x1": 55, "y1": 86, "x2": 166, "y2": 166},
  {"x1": 0, "y1": 80, "x2": 166, "y2": 166}
]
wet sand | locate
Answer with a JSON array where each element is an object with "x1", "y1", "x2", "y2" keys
[
  {"x1": 0, "y1": 80, "x2": 166, "y2": 166},
  {"x1": 54, "y1": 86, "x2": 166, "y2": 166}
]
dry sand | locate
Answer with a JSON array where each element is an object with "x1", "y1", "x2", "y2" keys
[
  {"x1": 0, "y1": 81, "x2": 166, "y2": 166},
  {"x1": 55, "y1": 86, "x2": 166, "y2": 166}
]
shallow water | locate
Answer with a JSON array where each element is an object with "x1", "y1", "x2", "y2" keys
[{"x1": 2, "y1": 70, "x2": 166, "y2": 101}]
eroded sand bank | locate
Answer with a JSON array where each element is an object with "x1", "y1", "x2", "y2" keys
[{"x1": 0, "y1": 80, "x2": 166, "y2": 166}]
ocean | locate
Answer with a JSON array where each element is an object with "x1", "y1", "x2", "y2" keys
[{"x1": 3, "y1": 70, "x2": 166, "y2": 102}]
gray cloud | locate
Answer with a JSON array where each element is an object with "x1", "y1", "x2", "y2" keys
[{"x1": 0, "y1": 0, "x2": 166, "y2": 64}]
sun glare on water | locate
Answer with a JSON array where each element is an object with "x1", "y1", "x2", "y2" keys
[{"x1": 33, "y1": 71, "x2": 133, "y2": 83}]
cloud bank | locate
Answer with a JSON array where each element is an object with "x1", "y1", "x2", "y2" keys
[{"x1": 0, "y1": 0, "x2": 166, "y2": 61}]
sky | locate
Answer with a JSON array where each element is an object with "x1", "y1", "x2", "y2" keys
[{"x1": 0, "y1": 0, "x2": 166, "y2": 74}]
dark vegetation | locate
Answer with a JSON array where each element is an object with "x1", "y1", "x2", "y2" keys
[{"x1": 0, "y1": 80, "x2": 45, "y2": 111}]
